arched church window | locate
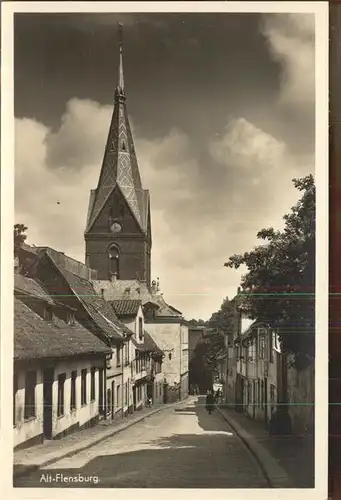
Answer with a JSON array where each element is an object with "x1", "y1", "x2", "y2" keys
[
  {"x1": 121, "y1": 141, "x2": 126, "y2": 152},
  {"x1": 108, "y1": 244, "x2": 120, "y2": 279}
]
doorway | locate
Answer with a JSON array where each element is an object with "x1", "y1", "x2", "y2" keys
[
  {"x1": 43, "y1": 367, "x2": 54, "y2": 439},
  {"x1": 133, "y1": 386, "x2": 137, "y2": 410}
]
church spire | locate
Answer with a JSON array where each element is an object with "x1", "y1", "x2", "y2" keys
[
  {"x1": 85, "y1": 23, "x2": 150, "y2": 237},
  {"x1": 117, "y1": 23, "x2": 124, "y2": 92}
]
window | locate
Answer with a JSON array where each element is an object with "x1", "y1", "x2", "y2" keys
[
  {"x1": 124, "y1": 383, "x2": 127, "y2": 406},
  {"x1": 44, "y1": 307, "x2": 53, "y2": 322},
  {"x1": 117, "y1": 346, "x2": 121, "y2": 367},
  {"x1": 259, "y1": 334, "x2": 265, "y2": 360},
  {"x1": 269, "y1": 331, "x2": 274, "y2": 363},
  {"x1": 24, "y1": 370, "x2": 36, "y2": 420},
  {"x1": 108, "y1": 245, "x2": 120, "y2": 279},
  {"x1": 261, "y1": 380, "x2": 264, "y2": 409},
  {"x1": 57, "y1": 373, "x2": 66, "y2": 417},
  {"x1": 13, "y1": 372, "x2": 18, "y2": 426},
  {"x1": 138, "y1": 317, "x2": 143, "y2": 341},
  {"x1": 81, "y1": 369, "x2": 87, "y2": 406},
  {"x1": 116, "y1": 385, "x2": 120, "y2": 408},
  {"x1": 70, "y1": 371, "x2": 77, "y2": 410},
  {"x1": 90, "y1": 367, "x2": 96, "y2": 401},
  {"x1": 124, "y1": 343, "x2": 129, "y2": 365}
]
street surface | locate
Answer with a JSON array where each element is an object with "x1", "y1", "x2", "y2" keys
[{"x1": 15, "y1": 397, "x2": 269, "y2": 488}]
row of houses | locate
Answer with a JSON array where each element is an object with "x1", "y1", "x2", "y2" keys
[
  {"x1": 14, "y1": 244, "x2": 189, "y2": 450},
  {"x1": 222, "y1": 297, "x2": 315, "y2": 434},
  {"x1": 187, "y1": 293, "x2": 314, "y2": 435}
]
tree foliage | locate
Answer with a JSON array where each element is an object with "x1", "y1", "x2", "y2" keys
[
  {"x1": 14, "y1": 224, "x2": 28, "y2": 256},
  {"x1": 224, "y1": 175, "x2": 315, "y2": 370},
  {"x1": 206, "y1": 296, "x2": 234, "y2": 334},
  {"x1": 188, "y1": 318, "x2": 207, "y2": 326},
  {"x1": 189, "y1": 296, "x2": 235, "y2": 389}
]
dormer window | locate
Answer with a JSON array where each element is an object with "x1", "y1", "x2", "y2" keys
[
  {"x1": 44, "y1": 307, "x2": 53, "y2": 322},
  {"x1": 67, "y1": 311, "x2": 75, "y2": 326}
]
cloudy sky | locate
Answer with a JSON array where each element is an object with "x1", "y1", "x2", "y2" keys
[{"x1": 14, "y1": 11, "x2": 315, "y2": 320}]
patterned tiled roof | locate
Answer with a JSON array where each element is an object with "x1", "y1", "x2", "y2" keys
[
  {"x1": 85, "y1": 71, "x2": 149, "y2": 234},
  {"x1": 110, "y1": 299, "x2": 142, "y2": 317},
  {"x1": 44, "y1": 251, "x2": 133, "y2": 341},
  {"x1": 14, "y1": 298, "x2": 111, "y2": 360}
]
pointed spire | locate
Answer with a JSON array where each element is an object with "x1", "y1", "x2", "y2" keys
[
  {"x1": 118, "y1": 23, "x2": 124, "y2": 92},
  {"x1": 85, "y1": 23, "x2": 150, "y2": 236}
]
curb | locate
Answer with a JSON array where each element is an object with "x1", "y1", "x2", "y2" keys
[
  {"x1": 14, "y1": 399, "x2": 188, "y2": 481},
  {"x1": 216, "y1": 407, "x2": 293, "y2": 488}
]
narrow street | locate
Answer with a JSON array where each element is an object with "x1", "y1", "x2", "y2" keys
[{"x1": 16, "y1": 397, "x2": 269, "y2": 488}]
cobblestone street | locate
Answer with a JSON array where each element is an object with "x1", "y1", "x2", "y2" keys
[{"x1": 14, "y1": 397, "x2": 268, "y2": 488}]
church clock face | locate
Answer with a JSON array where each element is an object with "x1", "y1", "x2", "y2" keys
[{"x1": 110, "y1": 222, "x2": 122, "y2": 233}]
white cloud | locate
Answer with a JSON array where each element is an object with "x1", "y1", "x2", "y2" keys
[
  {"x1": 15, "y1": 99, "x2": 311, "y2": 319},
  {"x1": 261, "y1": 13, "x2": 315, "y2": 110}
]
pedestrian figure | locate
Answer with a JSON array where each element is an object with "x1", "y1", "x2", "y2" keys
[
  {"x1": 215, "y1": 389, "x2": 222, "y2": 405},
  {"x1": 205, "y1": 390, "x2": 215, "y2": 415},
  {"x1": 146, "y1": 397, "x2": 152, "y2": 408}
]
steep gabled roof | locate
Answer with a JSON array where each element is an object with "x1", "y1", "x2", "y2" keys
[
  {"x1": 43, "y1": 250, "x2": 133, "y2": 341},
  {"x1": 14, "y1": 298, "x2": 111, "y2": 360}
]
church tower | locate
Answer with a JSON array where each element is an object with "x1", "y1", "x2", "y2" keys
[{"x1": 84, "y1": 24, "x2": 152, "y2": 286}]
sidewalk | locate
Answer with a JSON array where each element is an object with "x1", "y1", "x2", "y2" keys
[
  {"x1": 14, "y1": 401, "x2": 184, "y2": 480},
  {"x1": 217, "y1": 406, "x2": 314, "y2": 489}
]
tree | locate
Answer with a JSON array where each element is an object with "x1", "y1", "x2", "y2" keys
[
  {"x1": 14, "y1": 224, "x2": 28, "y2": 256},
  {"x1": 224, "y1": 175, "x2": 315, "y2": 370},
  {"x1": 188, "y1": 318, "x2": 207, "y2": 326},
  {"x1": 207, "y1": 296, "x2": 234, "y2": 333}
]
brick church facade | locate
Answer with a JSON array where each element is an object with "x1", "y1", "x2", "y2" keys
[
  {"x1": 84, "y1": 24, "x2": 151, "y2": 286},
  {"x1": 85, "y1": 25, "x2": 189, "y2": 402}
]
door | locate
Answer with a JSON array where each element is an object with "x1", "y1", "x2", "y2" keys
[
  {"x1": 107, "y1": 388, "x2": 111, "y2": 418},
  {"x1": 43, "y1": 367, "x2": 54, "y2": 439},
  {"x1": 111, "y1": 381, "x2": 115, "y2": 419},
  {"x1": 133, "y1": 386, "x2": 137, "y2": 410}
]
